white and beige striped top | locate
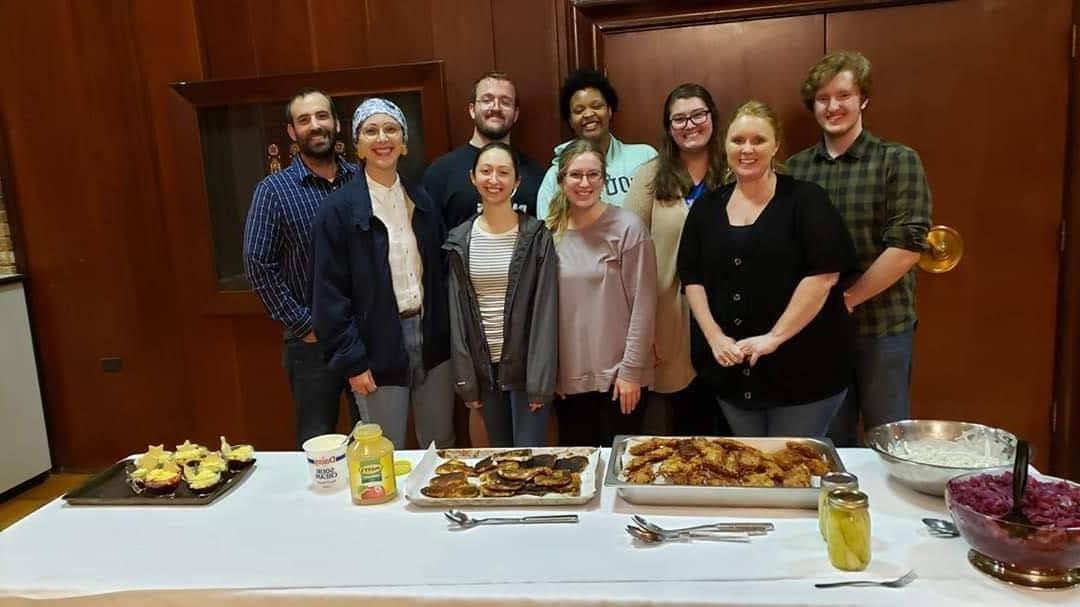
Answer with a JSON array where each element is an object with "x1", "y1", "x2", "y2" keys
[{"x1": 469, "y1": 220, "x2": 519, "y2": 362}]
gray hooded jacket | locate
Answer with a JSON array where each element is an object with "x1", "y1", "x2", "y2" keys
[{"x1": 443, "y1": 213, "x2": 558, "y2": 404}]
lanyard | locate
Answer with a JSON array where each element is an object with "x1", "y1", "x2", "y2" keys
[{"x1": 685, "y1": 180, "x2": 708, "y2": 206}]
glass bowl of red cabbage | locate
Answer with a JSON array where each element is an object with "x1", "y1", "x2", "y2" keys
[{"x1": 945, "y1": 469, "x2": 1080, "y2": 586}]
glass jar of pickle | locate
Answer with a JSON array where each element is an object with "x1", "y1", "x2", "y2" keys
[
  {"x1": 818, "y1": 472, "x2": 859, "y2": 539},
  {"x1": 826, "y1": 488, "x2": 871, "y2": 571}
]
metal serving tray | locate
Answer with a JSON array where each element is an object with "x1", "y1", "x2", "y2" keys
[
  {"x1": 63, "y1": 459, "x2": 255, "y2": 506},
  {"x1": 603, "y1": 435, "x2": 845, "y2": 508}
]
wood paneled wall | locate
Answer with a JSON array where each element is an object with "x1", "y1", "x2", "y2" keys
[{"x1": 0, "y1": 0, "x2": 562, "y2": 469}]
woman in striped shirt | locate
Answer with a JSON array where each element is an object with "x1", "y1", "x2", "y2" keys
[{"x1": 445, "y1": 142, "x2": 559, "y2": 447}]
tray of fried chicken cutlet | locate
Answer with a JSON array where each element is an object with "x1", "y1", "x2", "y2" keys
[
  {"x1": 404, "y1": 444, "x2": 601, "y2": 507},
  {"x1": 603, "y1": 436, "x2": 846, "y2": 508}
]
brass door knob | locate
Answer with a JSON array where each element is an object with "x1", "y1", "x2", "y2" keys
[{"x1": 918, "y1": 225, "x2": 963, "y2": 273}]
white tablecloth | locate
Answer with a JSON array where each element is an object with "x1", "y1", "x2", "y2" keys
[{"x1": 0, "y1": 449, "x2": 1074, "y2": 606}]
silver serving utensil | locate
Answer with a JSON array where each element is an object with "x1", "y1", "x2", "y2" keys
[
  {"x1": 922, "y1": 517, "x2": 959, "y2": 537},
  {"x1": 444, "y1": 509, "x2": 578, "y2": 529},
  {"x1": 815, "y1": 570, "x2": 918, "y2": 589},
  {"x1": 626, "y1": 525, "x2": 751, "y2": 544},
  {"x1": 632, "y1": 515, "x2": 773, "y2": 535}
]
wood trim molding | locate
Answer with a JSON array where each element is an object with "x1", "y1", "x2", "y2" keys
[
  {"x1": 566, "y1": 0, "x2": 945, "y2": 70},
  {"x1": 166, "y1": 62, "x2": 450, "y2": 317},
  {"x1": 1052, "y1": 1, "x2": 1080, "y2": 479}
]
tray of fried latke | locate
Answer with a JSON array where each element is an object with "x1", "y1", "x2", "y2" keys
[
  {"x1": 603, "y1": 435, "x2": 845, "y2": 508},
  {"x1": 404, "y1": 445, "x2": 601, "y2": 507}
]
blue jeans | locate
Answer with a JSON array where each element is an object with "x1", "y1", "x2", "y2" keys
[
  {"x1": 828, "y1": 329, "x2": 914, "y2": 447},
  {"x1": 353, "y1": 316, "x2": 455, "y2": 450},
  {"x1": 479, "y1": 366, "x2": 550, "y2": 448},
  {"x1": 717, "y1": 390, "x2": 846, "y2": 438},
  {"x1": 283, "y1": 335, "x2": 356, "y2": 449}
]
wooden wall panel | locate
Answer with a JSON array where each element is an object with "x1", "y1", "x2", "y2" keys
[
  {"x1": 603, "y1": 15, "x2": 823, "y2": 156},
  {"x1": 431, "y1": 0, "x2": 496, "y2": 144},
  {"x1": 0, "y1": 0, "x2": 192, "y2": 468},
  {"x1": 307, "y1": 0, "x2": 368, "y2": 70},
  {"x1": 250, "y1": 0, "x2": 315, "y2": 75},
  {"x1": 827, "y1": 0, "x2": 1071, "y2": 468},
  {"x1": 492, "y1": 0, "x2": 562, "y2": 163},
  {"x1": 364, "y1": 0, "x2": 436, "y2": 65},
  {"x1": 193, "y1": 0, "x2": 257, "y2": 78},
  {"x1": 130, "y1": 0, "x2": 249, "y2": 453}
]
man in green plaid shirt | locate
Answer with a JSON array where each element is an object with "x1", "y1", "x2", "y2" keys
[{"x1": 786, "y1": 51, "x2": 931, "y2": 447}]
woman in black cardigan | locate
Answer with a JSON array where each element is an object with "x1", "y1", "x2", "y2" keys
[{"x1": 677, "y1": 100, "x2": 856, "y2": 437}]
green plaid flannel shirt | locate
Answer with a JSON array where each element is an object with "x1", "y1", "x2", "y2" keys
[{"x1": 786, "y1": 129, "x2": 932, "y2": 337}]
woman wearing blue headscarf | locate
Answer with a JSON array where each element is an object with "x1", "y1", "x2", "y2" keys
[{"x1": 311, "y1": 98, "x2": 455, "y2": 449}]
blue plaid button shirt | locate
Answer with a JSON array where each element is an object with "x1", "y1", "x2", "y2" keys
[{"x1": 243, "y1": 156, "x2": 358, "y2": 338}]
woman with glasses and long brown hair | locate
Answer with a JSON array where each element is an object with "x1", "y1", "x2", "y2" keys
[
  {"x1": 548, "y1": 139, "x2": 657, "y2": 447},
  {"x1": 625, "y1": 83, "x2": 729, "y2": 437}
]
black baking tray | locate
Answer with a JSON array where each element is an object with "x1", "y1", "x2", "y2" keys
[{"x1": 63, "y1": 459, "x2": 255, "y2": 505}]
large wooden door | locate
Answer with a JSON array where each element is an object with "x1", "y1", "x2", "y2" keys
[
  {"x1": 585, "y1": 0, "x2": 1070, "y2": 467},
  {"x1": 826, "y1": 0, "x2": 1070, "y2": 468}
]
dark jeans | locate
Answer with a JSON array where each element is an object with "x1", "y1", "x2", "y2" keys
[
  {"x1": 479, "y1": 364, "x2": 550, "y2": 448},
  {"x1": 283, "y1": 335, "x2": 356, "y2": 448},
  {"x1": 718, "y1": 390, "x2": 846, "y2": 438},
  {"x1": 828, "y1": 328, "x2": 915, "y2": 447},
  {"x1": 555, "y1": 390, "x2": 646, "y2": 447}
]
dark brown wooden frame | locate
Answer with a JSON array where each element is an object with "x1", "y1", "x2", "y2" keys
[
  {"x1": 562, "y1": 0, "x2": 1080, "y2": 478},
  {"x1": 563, "y1": 0, "x2": 941, "y2": 73},
  {"x1": 1052, "y1": 2, "x2": 1080, "y2": 480},
  {"x1": 168, "y1": 61, "x2": 450, "y2": 316}
]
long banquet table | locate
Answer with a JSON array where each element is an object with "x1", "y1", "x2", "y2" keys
[{"x1": 0, "y1": 448, "x2": 1075, "y2": 606}]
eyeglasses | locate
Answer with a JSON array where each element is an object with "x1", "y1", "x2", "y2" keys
[
  {"x1": 565, "y1": 171, "x2": 604, "y2": 184},
  {"x1": 476, "y1": 96, "x2": 515, "y2": 110},
  {"x1": 358, "y1": 124, "x2": 402, "y2": 140},
  {"x1": 669, "y1": 109, "x2": 711, "y2": 130}
]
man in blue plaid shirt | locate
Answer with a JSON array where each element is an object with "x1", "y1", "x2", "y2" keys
[
  {"x1": 243, "y1": 88, "x2": 359, "y2": 447},
  {"x1": 787, "y1": 52, "x2": 932, "y2": 447}
]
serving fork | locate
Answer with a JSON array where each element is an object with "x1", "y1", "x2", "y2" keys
[{"x1": 814, "y1": 570, "x2": 918, "y2": 589}]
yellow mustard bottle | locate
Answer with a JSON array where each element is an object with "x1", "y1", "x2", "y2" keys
[
  {"x1": 346, "y1": 423, "x2": 396, "y2": 505},
  {"x1": 818, "y1": 472, "x2": 859, "y2": 540},
  {"x1": 826, "y1": 488, "x2": 871, "y2": 571}
]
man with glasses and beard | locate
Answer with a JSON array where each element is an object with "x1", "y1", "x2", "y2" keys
[
  {"x1": 243, "y1": 88, "x2": 360, "y2": 447},
  {"x1": 423, "y1": 72, "x2": 546, "y2": 229}
]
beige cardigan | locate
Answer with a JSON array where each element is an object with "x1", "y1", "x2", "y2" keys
[{"x1": 623, "y1": 159, "x2": 696, "y2": 394}]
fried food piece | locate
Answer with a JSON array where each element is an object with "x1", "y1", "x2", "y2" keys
[
  {"x1": 480, "y1": 485, "x2": 517, "y2": 497},
  {"x1": 492, "y1": 449, "x2": 532, "y2": 463},
  {"x1": 736, "y1": 449, "x2": 763, "y2": 472},
  {"x1": 519, "y1": 483, "x2": 549, "y2": 496},
  {"x1": 532, "y1": 469, "x2": 572, "y2": 487},
  {"x1": 624, "y1": 455, "x2": 654, "y2": 473},
  {"x1": 496, "y1": 461, "x2": 522, "y2": 476},
  {"x1": 637, "y1": 446, "x2": 674, "y2": 463},
  {"x1": 742, "y1": 472, "x2": 778, "y2": 488},
  {"x1": 429, "y1": 472, "x2": 468, "y2": 487},
  {"x1": 783, "y1": 442, "x2": 830, "y2": 476},
  {"x1": 524, "y1": 454, "x2": 556, "y2": 469},
  {"x1": 628, "y1": 438, "x2": 678, "y2": 456},
  {"x1": 658, "y1": 457, "x2": 695, "y2": 483},
  {"x1": 449, "y1": 484, "x2": 480, "y2": 498},
  {"x1": 498, "y1": 465, "x2": 542, "y2": 481},
  {"x1": 435, "y1": 459, "x2": 474, "y2": 475},
  {"x1": 474, "y1": 456, "x2": 497, "y2": 474},
  {"x1": 627, "y1": 465, "x2": 656, "y2": 484},
  {"x1": 421, "y1": 485, "x2": 453, "y2": 498},
  {"x1": 781, "y1": 463, "x2": 812, "y2": 488},
  {"x1": 676, "y1": 441, "x2": 700, "y2": 460},
  {"x1": 554, "y1": 456, "x2": 589, "y2": 473}
]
